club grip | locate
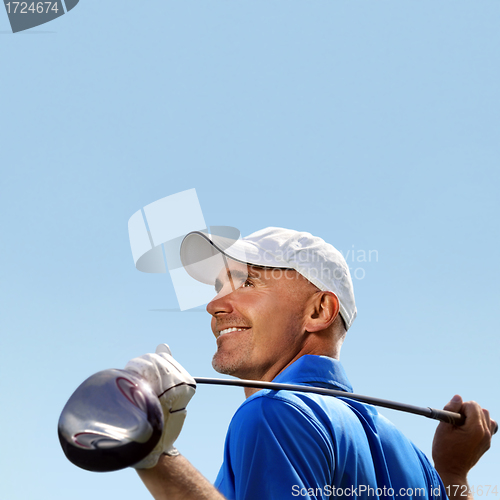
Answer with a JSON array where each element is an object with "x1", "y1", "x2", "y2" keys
[
  {"x1": 428, "y1": 408, "x2": 465, "y2": 425},
  {"x1": 428, "y1": 408, "x2": 498, "y2": 435}
]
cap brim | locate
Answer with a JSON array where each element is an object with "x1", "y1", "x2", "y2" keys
[{"x1": 180, "y1": 231, "x2": 251, "y2": 286}]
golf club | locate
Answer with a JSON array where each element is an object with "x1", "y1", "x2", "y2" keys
[
  {"x1": 58, "y1": 369, "x2": 163, "y2": 472},
  {"x1": 59, "y1": 371, "x2": 497, "y2": 473},
  {"x1": 196, "y1": 377, "x2": 499, "y2": 429}
]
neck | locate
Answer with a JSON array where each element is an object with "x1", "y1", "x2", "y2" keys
[
  {"x1": 242, "y1": 350, "x2": 339, "y2": 399},
  {"x1": 244, "y1": 387, "x2": 261, "y2": 398}
]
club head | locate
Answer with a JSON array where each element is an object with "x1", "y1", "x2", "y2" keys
[{"x1": 58, "y1": 369, "x2": 163, "y2": 472}]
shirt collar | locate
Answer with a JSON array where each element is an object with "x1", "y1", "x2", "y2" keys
[{"x1": 272, "y1": 355, "x2": 353, "y2": 393}]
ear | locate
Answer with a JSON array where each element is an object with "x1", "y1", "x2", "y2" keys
[{"x1": 304, "y1": 291, "x2": 340, "y2": 333}]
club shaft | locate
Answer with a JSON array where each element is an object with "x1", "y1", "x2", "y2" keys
[{"x1": 195, "y1": 377, "x2": 472, "y2": 428}]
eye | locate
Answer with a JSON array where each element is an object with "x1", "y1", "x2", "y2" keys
[{"x1": 242, "y1": 278, "x2": 254, "y2": 288}]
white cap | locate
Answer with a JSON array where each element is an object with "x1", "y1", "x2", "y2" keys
[{"x1": 180, "y1": 227, "x2": 357, "y2": 330}]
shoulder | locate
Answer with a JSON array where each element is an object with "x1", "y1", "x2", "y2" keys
[
  {"x1": 223, "y1": 391, "x2": 336, "y2": 483},
  {"x1": 227, "y1": 390, "x2": 335, "y2": 454},
  {"x1": 234, "y1": 389, "x2": 325, "y2": 424},
  {"x1": 219, "y1": 391, "x2": 339, "y2": 498}
]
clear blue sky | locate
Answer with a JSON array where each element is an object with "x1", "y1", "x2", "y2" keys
[{"x1": 1, "y1": 2, "x2": 499, "y2": 499}]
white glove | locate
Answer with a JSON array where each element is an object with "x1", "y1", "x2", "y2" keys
[{"x1": 124, "y1": 344, "x2": 196, "y2": 469}]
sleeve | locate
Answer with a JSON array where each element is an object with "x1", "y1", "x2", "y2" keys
[{"x1": 218, "y1": 394, "x2": 335, "y2": 500}]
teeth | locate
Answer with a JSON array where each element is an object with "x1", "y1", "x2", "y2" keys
[{"x1": 219, "y1": 327, "x2": 247, "y2": 336}]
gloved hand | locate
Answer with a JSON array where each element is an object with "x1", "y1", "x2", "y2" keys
[{"x1": 124, "y1": 344, "x2": 196, "y2": 469}]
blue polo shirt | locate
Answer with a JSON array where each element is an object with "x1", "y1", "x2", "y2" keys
[{"x1": 214, "y1": 355, "x2": 446, "y2": 500}]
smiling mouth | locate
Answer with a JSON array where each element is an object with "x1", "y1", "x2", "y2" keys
[{"x1": 217, "y1": 327, "x2": 250, "y2": 338}]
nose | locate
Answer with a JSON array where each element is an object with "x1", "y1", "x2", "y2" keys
[{"x1": 206, "y1": 287, "x2": 234, "y2": 317}]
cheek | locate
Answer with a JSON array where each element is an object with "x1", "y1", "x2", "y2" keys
[
  {"x1": 255, "y1": 306, "x2": 289, "y2": 342},
  {"x1": 267, "y1": 299, "x2": 304, "y2": 338}
]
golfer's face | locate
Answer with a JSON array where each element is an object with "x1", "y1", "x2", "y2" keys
[{"x1": 207, "y1": 262, "x2": 311, "y2": 381}]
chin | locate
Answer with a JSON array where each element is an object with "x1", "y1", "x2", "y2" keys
[
  {"x1": 212, "y1": 355, "x2": 235, "y2": 375},
  {"x1": 212, "y1": 352, "x2": 244, "y2": 376}
]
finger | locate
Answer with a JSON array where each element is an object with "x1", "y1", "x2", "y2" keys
[
  {"x1": 156, "y1": 351, "x2": 196, "y2": 384},
  {"x1": 459, "y1": 401, "x2": 495, "y2": 435},
  {"x1": 482, "y1": 408, "x2": 491, "y2": 427},
  {"x1": 164, "y1": 409, "x2": 187, "y2": 447},
  {"x1": 491, "y1": 420, "x2": 498, "y2": 435},
  {"x1": 481, "y1": 409, "x2": 498, "y2": 435},
  {"x1": 156, "y1": 343, "x2": 172, "y2": 356},
  {"x1": 443, "y1": 394, "x2": 463, "y2": 412},
  {"x1": 125, "y1": 355, "x2": 164, "y2": 394},
  {"x1": 461, "y1": 401, "x2": 483, "y2": 420}
]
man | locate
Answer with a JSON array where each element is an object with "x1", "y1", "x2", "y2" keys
[{"x1": 125, "y1": 227, "x2": 495, "y2": 500}]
